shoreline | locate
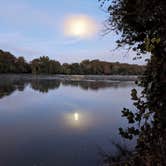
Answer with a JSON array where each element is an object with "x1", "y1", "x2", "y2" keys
[{"x1": 0, "y1": 74, "x2": 139, "y2": 82}]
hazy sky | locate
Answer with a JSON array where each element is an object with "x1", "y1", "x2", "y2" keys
[{"x1": 0, "y1": 0, "x2": 148, "y2": 64}]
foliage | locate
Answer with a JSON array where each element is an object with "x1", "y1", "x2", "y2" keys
[
  {"x1": 30, "y1": 56, "x2": 61, "y2": 74},
  {"x1": 99, "y1": 0, "x2": 166, "y2": 55},
  {"x1": 0, "y1": 49, "x2": 145, "y2": 75},
  {"x1": 0, "y1": 50, "x2": 30, "y2": 73},
  {"x1": 99, "y1": 0, "x2": 166, "y2": 165}
]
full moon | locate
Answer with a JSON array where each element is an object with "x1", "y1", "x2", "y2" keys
[{"x1": 64, "y1": 15, "x2": 98, "y2": 38}]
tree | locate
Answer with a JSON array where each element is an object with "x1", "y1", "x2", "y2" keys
[
  {"x1": 0, "y1": 50, "x2": 17, "y2": 73},
  {"x1": 90, "y1": 59, "x2": 103, "y2": 74},
  {"x1": 30, "y1": 58, "x2": 41, "y2": 74},
  {"x1": 0, "y1": 49, "x2": 145, "y2": 75},
  {"x1": 30, "y1": 56, "x2": 61, "y2": 74},
  {"x1": 49, "y1": 60, "x2": 61, "y2": 74},
  {"x1": 16, "y1": 56, "x2": 31, "y2": 73},
  {"x1": 70, "y1": 63, "x2": 83, "y2": 74},
  {"x1": 99, "y1": 0, "x2": 166, "y2": 165},
  {"x1": 80, "y1": 60, "x2": 91, "y2": 74},
  {"x1": 62, "y1": 63, "x2": 71, "y2": 74}
]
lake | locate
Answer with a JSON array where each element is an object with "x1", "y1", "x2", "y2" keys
[{"x1": 0, "y1": 75, "x2": 139, "y2": 166}]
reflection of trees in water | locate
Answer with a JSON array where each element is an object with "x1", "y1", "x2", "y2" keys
[
  {"x1": 61, "y1": 80, "x2": 134, "y2": 90},
  {"x1": 0, "y1": 84, "x2": 16, "y2": 99},
  {"x1": 30, "y1": 79, "x2": 60, "y2": 93},
  {"x1": 0, "y1": 79, "x2": 26, "y2": 99},
  {"x1": 0, "y1": 76, "x2": 134, "y2": 99}
]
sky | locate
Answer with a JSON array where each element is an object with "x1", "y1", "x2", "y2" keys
[{"x1": 0, "y1": 0, "x2": 148, "y2": 64}]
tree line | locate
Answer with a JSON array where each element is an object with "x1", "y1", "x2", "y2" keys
[{"x1": 0, "y1": 49, "x2": 145, "y2": 75}]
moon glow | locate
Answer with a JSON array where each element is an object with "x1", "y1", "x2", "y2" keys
[{"x1": 64, "y1": 15, "x2": 98, "y2": 38}]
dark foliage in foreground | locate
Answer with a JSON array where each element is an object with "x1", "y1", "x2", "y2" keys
[
  {"x1": 99, "y1": 0, "x2": 166, "y2": 165},
  {"x1": 0, "y1": 49, "x2": 145, "y2": 75}
]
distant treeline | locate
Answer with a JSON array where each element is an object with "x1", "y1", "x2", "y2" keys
[{"x1": 0, "y1": 49, "x2": 145, "y2": 75}]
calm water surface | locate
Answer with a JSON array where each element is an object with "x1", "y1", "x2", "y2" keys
[{"x1": 0, "y1": 75, "x2": 139, "y2": 166}]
